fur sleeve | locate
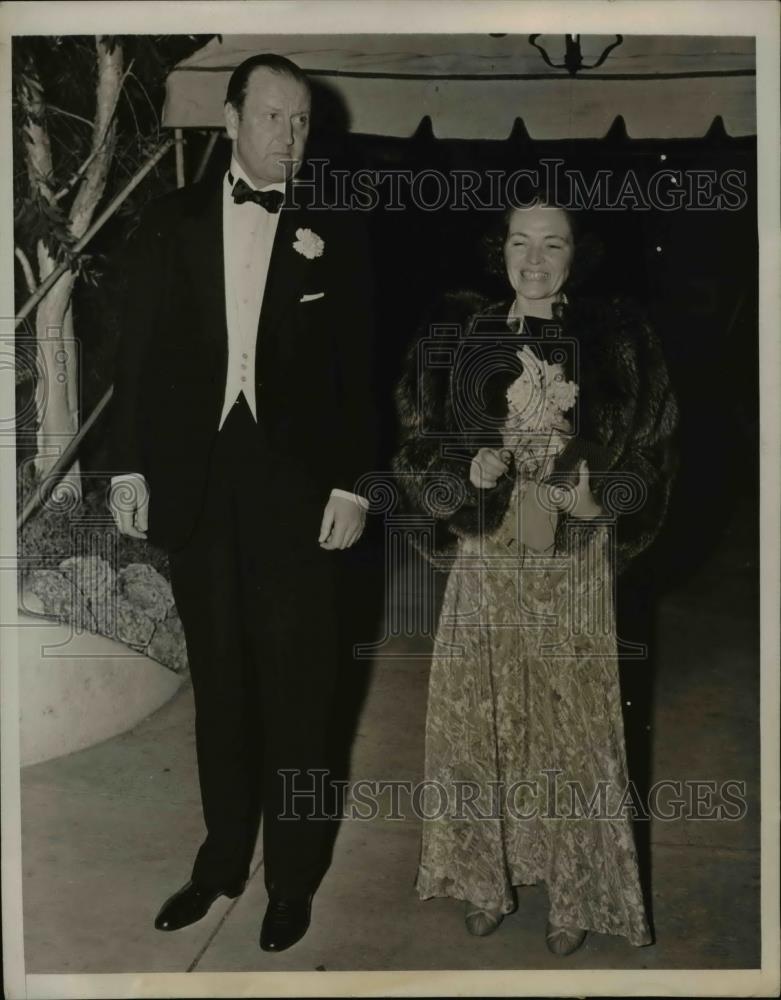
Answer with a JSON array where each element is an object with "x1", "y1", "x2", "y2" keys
[
  {"x1": 552, "y1": 297, "x2": 679, "y2": 575},
  {"x1": 611, "y1": 314, "x2": 680, "y2": 574},
  {"x1": 392, "y1": 290, "x2": 515, "y2": 536},
  {"x1": 592, "y1": 299, "x2": 679, "y2": 574}
]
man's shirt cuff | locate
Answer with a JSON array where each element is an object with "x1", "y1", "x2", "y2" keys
[
  {"x1": 330, "y1": 488, "x2": 369, "y2": 511},
  {"x1": 110, "y1": 473, "x2": 147, "y2": 488}
]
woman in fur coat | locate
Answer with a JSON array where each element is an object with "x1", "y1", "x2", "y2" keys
[{"x1": 393, "y1": 195, "x2": 678, "y2": 954}]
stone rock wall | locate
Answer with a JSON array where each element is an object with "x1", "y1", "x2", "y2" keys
[{"x1": 27, "y1": 557, "x2": 188, "y2": 675}]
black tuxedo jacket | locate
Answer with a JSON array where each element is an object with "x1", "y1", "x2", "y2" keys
[{"x1": 108, "y1": 174, "x2": 378, "y2": 552}]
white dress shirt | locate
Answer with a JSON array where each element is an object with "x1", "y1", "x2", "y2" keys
[
  {"x1": 219, "y1": 158, "x2": 282, "y2": 429},
  {"x1": 110, "y1": 157, "x2": 367, "y2": 511}
]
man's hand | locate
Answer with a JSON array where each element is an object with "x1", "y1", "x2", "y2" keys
[
  {"x1": 552, "y1": 460, "x2": 604, "y2": 519},
  {"x1": 109, "y1": 474, "x2": 150, "y2": 539},
  {"x1": 318, "y1": 494, "x2": 366, "y2": 550},
  {"x1": 470, "y1": 447, "x2": 512, "y2": 489}
]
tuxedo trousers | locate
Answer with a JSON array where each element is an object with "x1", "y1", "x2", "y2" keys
[{"x1": 167, "y1": 394, "x2": 339, "y2": 896}]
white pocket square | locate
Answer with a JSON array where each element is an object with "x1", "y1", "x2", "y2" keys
[{"x1": 300, "y1": 292, "x2": 325, "y2": 302}]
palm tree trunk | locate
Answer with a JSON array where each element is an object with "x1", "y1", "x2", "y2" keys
[
  {"x1": 19, "y1": 36, "x2": 123, "y2": 496},
  {"x1": 33, "y1": 243, "x2": 80, "y2": 492}
]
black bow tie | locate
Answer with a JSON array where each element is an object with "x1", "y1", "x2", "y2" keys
[{"x1": 231, "y1": 176, "x2": 284, "y2": 213}]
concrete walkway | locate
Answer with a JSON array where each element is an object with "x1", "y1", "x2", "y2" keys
[{"x1": 21, "y1": 495, "x2": 760, "y2": 974}]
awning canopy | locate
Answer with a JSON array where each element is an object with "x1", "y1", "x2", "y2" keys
[{"x1": 163, "y1": 33, "x2": 756, "y2": 140}]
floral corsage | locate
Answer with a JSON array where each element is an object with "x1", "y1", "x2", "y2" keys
[{"x1": 505, "y1": 345, "x2": 579, "y2": 479}]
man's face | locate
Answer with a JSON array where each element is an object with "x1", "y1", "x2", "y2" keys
[
  {"x1": 503, "y1": 204, "x2": 574, "y2": 304},
  {"x1": 224, "y1": 66, "x2": 311, "y2": 186}
]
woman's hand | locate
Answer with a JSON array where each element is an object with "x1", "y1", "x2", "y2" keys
[
  {"x1": 553, "y1": 460, "x2": 604, "y2": 518},
  {"x1": 470, "y1": 448, "x2": 512, "y2": 489}
]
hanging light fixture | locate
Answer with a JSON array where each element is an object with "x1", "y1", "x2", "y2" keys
[{"x1": 528, "y1": 34, "x2": 624, "y2": 77}]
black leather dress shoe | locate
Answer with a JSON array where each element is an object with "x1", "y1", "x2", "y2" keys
[
  {"x1": 259, "y1": 892, "x2": 313, "y2": 951},
  {"x1": 154, "y1": 879, "x2": 245, "y2": 931}
]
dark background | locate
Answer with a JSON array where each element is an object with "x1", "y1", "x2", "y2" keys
[{"x1": 354, "y1": 120, "x2": 759, "y2": 591}]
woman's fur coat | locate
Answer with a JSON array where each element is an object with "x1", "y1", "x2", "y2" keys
[{"x1": 392, "y1": 290, "x2": 679, "y2": 576}]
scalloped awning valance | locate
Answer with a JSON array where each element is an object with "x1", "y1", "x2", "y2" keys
[{"x1": 163, "y1": 33, "x2": 756, "y2": 139}]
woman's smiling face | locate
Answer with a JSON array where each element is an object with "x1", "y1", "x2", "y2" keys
[{"x1": 503, "y1": 204, "x2": 574, "y2": 310}]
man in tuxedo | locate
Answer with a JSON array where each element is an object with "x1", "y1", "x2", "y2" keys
[{"x1": 108, "y1": 54, "x2": 376, "y2": 951}]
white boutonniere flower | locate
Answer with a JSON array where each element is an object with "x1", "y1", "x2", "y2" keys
[{"x1": 293, "y1": 228, "x2": 325, "y2": 260}]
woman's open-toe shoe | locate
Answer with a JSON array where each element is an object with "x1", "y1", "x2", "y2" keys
[
  {"x1": 464, "y1": 901, "x2": 504, "y2": 936},
  {"x1": 545, "y1": 920, "x2": 587, "y2": 955}
]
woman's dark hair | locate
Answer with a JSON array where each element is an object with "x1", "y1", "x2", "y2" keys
[
  {"x1": 481, "y1": 186, "x2": 604, "y2": 293},
  {"x1": 225, "y1": 54, "x2": 311, "y2": 114}
]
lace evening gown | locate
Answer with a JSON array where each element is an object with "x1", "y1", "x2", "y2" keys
[{"x1": 415, "y1": 330, "x2": 652, "y2": 947}]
